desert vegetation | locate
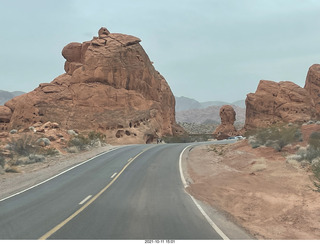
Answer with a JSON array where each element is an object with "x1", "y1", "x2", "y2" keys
[
  {"x1": 247, "y1": 123, "x2": 302, "y2": 151},
  {"x1": 247, "y1": 123, "x2": 320, "y2": 192},
  {"x1": 0, "y1": 129, "x2": 107, "y2": 174},
  {"x1": 162, "y1": 133, "x2": 213, "y2": 143}
]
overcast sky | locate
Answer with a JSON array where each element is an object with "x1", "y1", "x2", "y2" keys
[{"x1": 1, "y1": 0, "x2": 320, "y2": 102}]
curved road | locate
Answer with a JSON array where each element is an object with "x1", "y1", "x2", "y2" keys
[{"x1": 0, "y1": 142, "x2": 243, "y2": 240}]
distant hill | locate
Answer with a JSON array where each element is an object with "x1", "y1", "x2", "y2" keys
[
  {"x1": 0, "y1": 90, "x2": 25, "y2": 105},
  {"x1": 176, "y1": 105, "x2": 246, "y2": 125},
  {"x1": 175, "y1": 96, "x2": 202, "y2": 111},
  {"x1": 175, "y1": 96, "x2": 245, "y2": 112}
]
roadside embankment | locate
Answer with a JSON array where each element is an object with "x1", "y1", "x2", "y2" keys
[{"x1": 185, "y1": 140, "x2": 320, "y2": 239}]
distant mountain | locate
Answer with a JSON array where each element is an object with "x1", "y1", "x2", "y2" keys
[
  {"x1": 175, "y1": 96, "x2": 202, "y2": 111},
  {"x1": 0, "y1": 90, "x2": 25, "y2": 105},
  {"x1": 175, "y1": 96, "x2": 245, "y2": 112},
  {"x1": 231, "y1": 100, "x2": 246, "y2": 108},
  {"x1": 176, "y1": 105, "x2": 246, "y2": 125}
]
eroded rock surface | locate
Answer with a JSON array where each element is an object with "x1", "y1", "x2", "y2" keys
[
  {"x1": 244, "y1": 80, "x2": 317, "y2": 130},
  {"x1": 1, "y1": 27, "x2": 184, "y2": 144},
  {"x1": 304, "y1": 64, "x2": 320, "y2": 115},
  {"x1": 213, "y1": 105, "x2": 238, "y2": 139}
]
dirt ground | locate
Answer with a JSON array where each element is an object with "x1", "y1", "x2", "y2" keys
[{"x1": 186, "y1": 139, "x2": 320, "y2": 240}]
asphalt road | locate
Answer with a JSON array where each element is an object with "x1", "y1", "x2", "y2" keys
[{"x1": 0, "y1": 142, "x2": 233, "y2": 240}]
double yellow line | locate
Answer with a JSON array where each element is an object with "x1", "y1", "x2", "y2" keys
[{"x1": 39, "y1": 147, "x2": 152, "y2": 240}]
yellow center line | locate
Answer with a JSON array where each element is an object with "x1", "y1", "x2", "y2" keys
[{"x1": 38, "y1": 147, "x2": 153, "y2": 240}]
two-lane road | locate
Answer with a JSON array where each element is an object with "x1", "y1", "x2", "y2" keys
[{"x1": 0, "y1": 142, "x2": 236, "y2": 240}]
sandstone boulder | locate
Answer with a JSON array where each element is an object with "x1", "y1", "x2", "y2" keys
[
  {"x1": 213, "y1": 105, "x2": 238, "y2": 139},
  {"x1": 304, "y1": 64, "x2": 320, "y2": 116},
  {"x1": 62, "y1": 42, "x2": 82, "y2": 62},
  {"x1": 0, "y1": 106, "x2": 12, "y2": 123},
  {"x1": 245, "y1": 80, "x2": 316, "y2": 130},
  {"x1": 1, "y1": 27, "x2": 184, "y2": 144}
]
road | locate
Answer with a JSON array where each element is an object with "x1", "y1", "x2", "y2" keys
[{"x1": 0, "y1": 142, "x2": 235, "y2": 240}]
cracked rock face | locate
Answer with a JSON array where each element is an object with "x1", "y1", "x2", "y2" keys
[
  {"x1": 0, "y1": 27, "x2": 184, "y2": 144},
  {"x1": 213, "y1": 105, "x2": 238, "y2": 139},
  {"x1": 304, "y1": 64, "x2": 320, "y2": 116},
  {"x1": 244, "y1": 80, "x2": 317, "y2": 130}
]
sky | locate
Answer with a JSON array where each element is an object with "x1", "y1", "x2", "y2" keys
[{"x1": 0, "y1": 0, "x2": 320, "y2": 103}]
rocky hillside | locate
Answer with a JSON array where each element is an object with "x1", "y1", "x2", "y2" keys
[
  {"x1": 245, "y1": 64, "x2": 320, "y2": 130},
  {"x1": 0, "y1": 27, "x2": 184, "y2": 144},
  {"x1": 175, "y1": 96, "x2": 245, "y2": 112},
  {"x1": 0, "y1": 90, "x2": 24, "y2": 105}
]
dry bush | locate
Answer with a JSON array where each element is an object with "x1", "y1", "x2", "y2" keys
[
  {"x1": 8, "y1": 134, "x2": 40, "y2": 156},
  {"x1": 311, "y1": 162, "x2": 320, "y2": 192},
  {"x1": 248, "y1": 124, "x2": 302, "y2": 151}
]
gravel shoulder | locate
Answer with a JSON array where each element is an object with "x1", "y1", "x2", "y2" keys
[
  {"x1": 0, "y1": 145, "x2": 117, "y2": 201},
  {"x1": 184, "y1": 140, "x2": 320, "y2": 240}
]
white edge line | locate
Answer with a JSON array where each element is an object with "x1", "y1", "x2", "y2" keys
[
  {"x1": 79, "y1": 195, "x2": 92, "y2": 205},
  {"x1": 0, "y1": 147, "x2": 120, "y2": 203},
  {"x1": 110, "y1": 172, "x2": 117, "y2": 179},
  {"x1": 179, "y1": 145, "x2": 192, "y2": 188},
  {"x1": 179, "y1": 145, "x2": 230, "y2": 240}
]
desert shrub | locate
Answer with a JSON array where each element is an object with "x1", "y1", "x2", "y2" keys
[
  {"x1": 88, "y1": 131, "x2": 106, "y2": 143},
  {"x1": 0, "y1": 155, "x2": 5, "y2": 167},
  {"x1": 249, "y1": 124, "x2": 302, "y2": 151},
  {"x1": 311, "y1": 162, "x2": 320, "y2": 192},
  {"x1": 68, "y1": 134, "x2": 91, "y2": 151},
  {"x1": 298, "y1": 132, "x2": 320, "y2": 163},
  {"x1": 162, "y1": 134, "x2": 213, "y2": 143},
  {"x1": 68, "y1": 131, "x2": 106, "y2": 151},
  {"x1": 8, "y1": 134, "x2": 40, "y2": 156},
  {"x1": 308, "y1": 131, "x2": 320, "y2": 150},
  {"x1": 5, "y1": 165, "x2": 20, "y2": 173},
  {"x1": 38, "y1": 147, "x2": 60, "y2": 156}
]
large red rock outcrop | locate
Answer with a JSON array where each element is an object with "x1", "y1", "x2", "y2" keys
[
  {"x1": 304, "y1": 64, "x2": 320, "y2": 115},
  {"x1": 1, "y1": 27, "x2": 184, "y2": 144},
  {"x1": 245, "y1": 80, "x2": 317, "y2": 130},
  {"x1": 213, "y1": 105, "x2": 238, "y2": 139}
]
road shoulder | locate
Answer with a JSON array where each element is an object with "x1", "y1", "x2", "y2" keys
[
  {"x1": 180, "y1": 143, "x2": 253, "y2": 240},
  {"x1": 183, "y1": 140, "x2": 320, "y2": 240},
  {"x1": 0, "y1": 145, "x2": 117, "y2": 201}
]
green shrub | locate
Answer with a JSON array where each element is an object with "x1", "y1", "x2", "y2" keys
[
  {"x1": 0, "y1": 155, "x2": 5, "y2": 167},
  {"x1": 309, "y1": 131, "x2": 320, "y2": 150},
  {"x1": 311, "y1": 162, "x2": 320, "y2": 192},
  {"x1": 249, "y1": 124, "x2": 302, "y2": 151},
  {"x1": 299, "y1": 131, "x2": 320, "y2": 163}
]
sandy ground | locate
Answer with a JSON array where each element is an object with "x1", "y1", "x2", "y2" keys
[
  {"x1": 185, "y1": 140, "x2": 320, "y2": 240},
  {"x1": 0, "y1": 145, "x2": 117, "y2": 200}
]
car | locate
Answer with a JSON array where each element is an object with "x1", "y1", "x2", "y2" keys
[
  {"x1": 235, "y1": 136, "x2": 245, "y2": 140},
  {"x1": 228, "y1": 136, "x2": 236, "y2": 140}
]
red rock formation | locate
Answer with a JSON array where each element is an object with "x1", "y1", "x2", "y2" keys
[
  {"x1": 0, "y1": 106, "x2": 12, "y2": 123},
  {"x1": 245, "y1": 80, "x2": 317, "y2": 130},
  {"x1": 304, "y1": 64, "x2": 320, "y2": 115},
  {"x1": 1, "y1": 27, "x2": 184, "y2": 144},
  {"x1": 213, "y1": 105, "x2": 238, "y2": 139}
]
